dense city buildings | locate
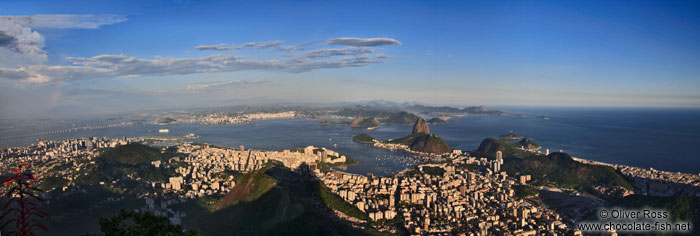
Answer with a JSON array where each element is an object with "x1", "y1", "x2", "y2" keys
[{"x1": 1, "y1": 135, "x2": 698, "y2": 234}]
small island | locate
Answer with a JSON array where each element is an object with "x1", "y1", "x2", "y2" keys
[{"x1": 352, "y1": 134, "x2": 377, "y2": 144}]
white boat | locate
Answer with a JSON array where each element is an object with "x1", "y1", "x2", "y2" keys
[{"x1": 158, "y1": 129, "x2": 169, "y2": 133}]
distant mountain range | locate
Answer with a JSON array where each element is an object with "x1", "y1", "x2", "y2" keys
[{"x1": 334, "y1": 100, "x2": 509, "y2": 116}]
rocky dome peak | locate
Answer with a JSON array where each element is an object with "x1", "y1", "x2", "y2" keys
[{"x1": 412, "y1": 118, "x2": 430, "y2": 135}]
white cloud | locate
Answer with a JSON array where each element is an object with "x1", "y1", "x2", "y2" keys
[
  {"x1": 0, "y1": 14, "x2": 127, "y2": 66},
  {"x1": 28, "y1": 14, "x2": 127, "y2": 29},
  {"x1": 374, "y1": 53, "x2": 391, "y2": 58},
  {"x1": 186, "y1": 80, "x2": 267, "y2": 92},
  {"x1": 0, "y1": 52, "x2": 387, "y2": 84},
  {"x1": 327, "y1": 37, "x2": 401, "y2": 47},
  {"x1": 195, "y1": 40, "x2": 294, "y2": 51},
  {"x1": 0, "y1": 34, "x2": 398, "y2": 85},
  {"x1": 303, "y1": 47, "x2": 375, "y2": 58}
]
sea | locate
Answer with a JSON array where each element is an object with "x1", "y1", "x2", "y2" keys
[{"x1": 1, "y1": 107, "x2": 699, "y2": 176}]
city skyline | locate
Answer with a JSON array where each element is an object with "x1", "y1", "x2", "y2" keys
[{"x1": 2, "y1": 0, "x2": 700, "y2": 118}]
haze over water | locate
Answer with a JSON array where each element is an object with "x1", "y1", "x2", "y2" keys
[{"x1": 1, "y1": 107, "x2": 699, "y2": 175}]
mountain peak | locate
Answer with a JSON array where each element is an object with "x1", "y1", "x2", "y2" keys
[{"x1": 412, "y1": 118, "x2": 430, "y2": 135}]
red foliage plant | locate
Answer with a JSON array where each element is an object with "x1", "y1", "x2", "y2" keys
[{"x1": 0, "y1": 163, "x2": 48, "y2": 236}]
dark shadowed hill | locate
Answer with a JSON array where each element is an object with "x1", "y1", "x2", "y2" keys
[
  {"x1": 389, "y1": 118, "x2": 452, "y2": 154},
  {"x1": 174, "y1": 165, "x2": 368, "y2": 235},
  {"x1": 518, "y1": 138, "x2": 541, "y2": 150},
  {"x1": 389, "y1": 133, "x2": 452, "y2": 154}
]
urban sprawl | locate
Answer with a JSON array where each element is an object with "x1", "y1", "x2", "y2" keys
[{"x1": 2, "y1": 134, "x2": 699, "y2": 235}]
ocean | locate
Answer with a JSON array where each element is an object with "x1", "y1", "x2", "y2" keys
[{"x1": 1, "y1": 107, "x2": 699, "y2": 176}]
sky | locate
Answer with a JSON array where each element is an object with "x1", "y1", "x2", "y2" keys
[{"x1": 1, "y1": 0, "x2": 699, "y2": 118}]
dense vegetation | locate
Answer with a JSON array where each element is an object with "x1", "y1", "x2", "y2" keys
[
  {"x1": 502, "y1": 152, "x2": 633, "y2": 192},
  {"x1": 95, "y1": 209, "x2": 201, "y2": 236},
  {"x1": 475, "y1": 138, "x2": 633, "y2": 194},
  {"x1": 607, "y1": 196, "x2": 700, "y2": 235},
  {"x1": 99, "y1": 143, "x2": 174, "y2": 165},
  {"x1": 335, "y1": 106, "x2": 388, "y2": 118},
  {"x1": 316, "y1": 182, "x2": 370, "y2": 221},
  {"x1": 317, "y1": 156, "x2": 358, "y2": 172},
  {"x1": 156, "y1": 117, "x2": 176, "y2": 124},
  {"x1": 427, "y1": 117, "x2": 446, "y2": 124},
  {"x1": 474, "y1": 138, "x2": 534, "y2": 159},
  {"x1": 353, "y1": 117, "x2": 381, "y2": 128},
  {"x1": 213, "y1": 163, "x2": 277, "y2": 211},
  {"x1": 384, "y1": 111, "x2": 420, "y2": 125},
  {"x1": 517, "y1": 138, "x2": 541, "y2": 150},
  {"x1": 38, "y1": 186, "x2": 145, "y2": 235},
  {"x1": 499, "y1": 132, "x2": 522, "y2": 140},
  {"x1": 462, "y1": 105, "x2": 506, "y2": 115},
  {"x1": 422, "y1": 166, "x2": 445, "y2": 176},
  {"x1": 73, "y1": 143, "x2": 180, "y2": 187},
  {"x1": 352, "y1": 134, "x2": 377, "y2": 144},
  {"x1": 388, "y1": 133, "x2": 452, "y2": 154},
  {"x1": 319, "y1": 120, "x2": 350, "y2": 126},
  {"x1": 513, "y1": 185, "x2": 539, "y2": 198}
]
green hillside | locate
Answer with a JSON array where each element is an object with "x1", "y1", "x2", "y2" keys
[
  {"x1": 156, "y1": 117, "x2": 176, "y2": 124},
  {"x1": 357, "y1": 117, "x2": 381, "y2": 128},
  {"x1": 502, "y1": 152, "x2": 632, "y2": 192},
  {"x1": 389, "y1": 133, "x2": 452, "y2": 154},
  {"x1": 317, "y1": 182, "x2": 369, "y2": 221},
  {"x1": 383, "y1": 111, "x2": 419, "y2": 125},
  {"x1": 352, "y1": 134, "x2": 377, "y2": 144},
  {"x1": 499, "y1": 132, "x2": 522, "y2": 140},
  {"x1": 517, "y1": 138, "x2": 541, "y2": 150},
  {"x1": 335, "y1": 106, "x2": 419, "y2": 125},
  {"x1": 99, "y1": 143, "x2": 173, "y2": 165},
  {"x1": 474, "y1": 138, "x2": 533, "y2": 159},
  {"x1": 319, "y1": 120, "x2": 351, "y2": 126},
  {"x1": 427, "y1": 117, "x2": 446, "y2": 124},
  {"x1": 475, "y1": 138, "x2": 632, "y2": 195},
  {"x1": 212, "y1": 163, "x2": 277, "y2": 211}
]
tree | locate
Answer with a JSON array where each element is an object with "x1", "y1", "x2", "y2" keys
[
  {"x1": 0, "y1": 163, "x2": 48, "y2": 236},
  {"x1": 96, "y1": 209, "x2": 201, "y2": 236}
]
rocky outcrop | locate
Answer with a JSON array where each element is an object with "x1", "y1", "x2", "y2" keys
[
  {"x1": 349, "y1": 116, "x2": 364, "y2": 127},
  {"x1": 629, "y1": 177, "x2": 700, "y2": 197},
  {"x1": 412, "y1": 118, "x2": 430, "y2": 135}
]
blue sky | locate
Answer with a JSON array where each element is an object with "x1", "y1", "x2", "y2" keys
[{"x1": 1, "y1": 0, "x2": 699, "y2": 117}]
